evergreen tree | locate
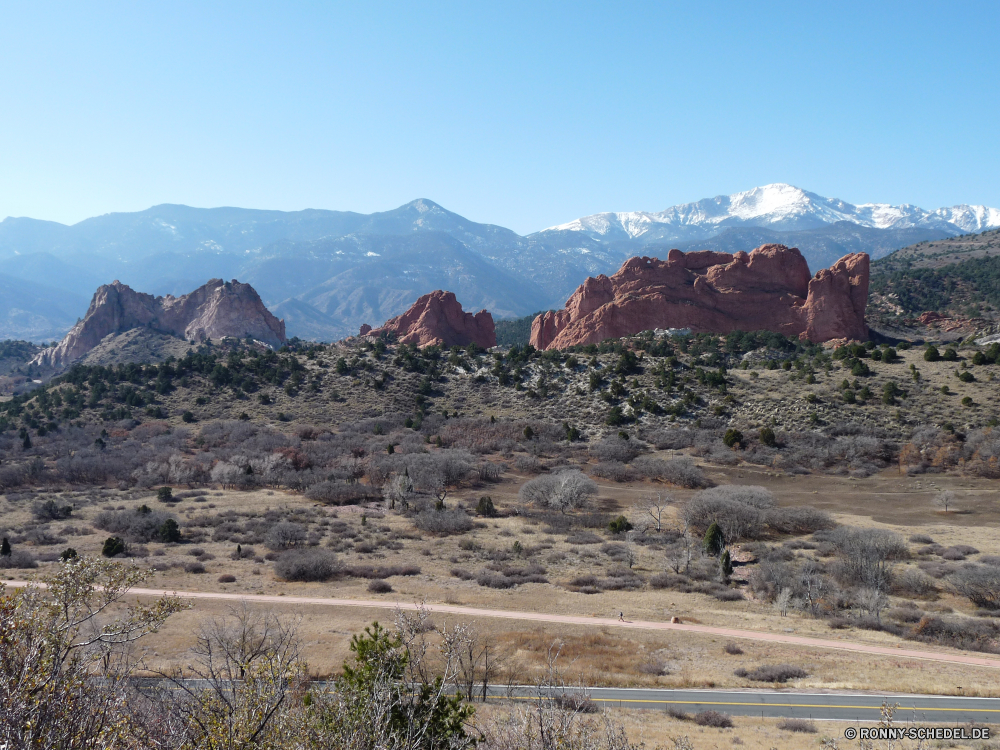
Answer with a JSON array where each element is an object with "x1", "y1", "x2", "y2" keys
[
  {"x1": 719, "y1": 549, "x2": 733, "y2": 580},
  {"x1": 703, "y1": 522, "x2": 725, "y2": 557},
  {"x1": 1, "y1": 537, "x2": 10, "y2": 557},
  {"x1": 159, "y1": 519, "x2": 181, "y2": 544}
]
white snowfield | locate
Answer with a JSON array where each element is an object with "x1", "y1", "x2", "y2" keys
[{"x1": 542, "y1": 183, "x2": 1000, "y2": 240}]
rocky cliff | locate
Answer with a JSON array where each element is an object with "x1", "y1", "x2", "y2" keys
[
  {"x1": 366, "y1": 291, "x2": 496, "y2": 348},
  {"x1": 530, "y1": 245, "x2": 868, "y2": 350},
  {"x1": 32, "y1": 279, "x2": 286, "y2": 369}
]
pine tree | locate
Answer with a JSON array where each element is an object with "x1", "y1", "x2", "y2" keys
[
  {"x1": 1, "y1": 537, "x2": 10, "y2": 557},
  {"x1": 703, "y1": 522, "x2": 725, "y2": 557},
  {"x1": 719, "y1": 549, "x2": 733, "y2": 581}
]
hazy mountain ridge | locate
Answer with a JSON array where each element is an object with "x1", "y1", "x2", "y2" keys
[{"x1": 2, "y1": 186, "x2": 997, "y2": 342}]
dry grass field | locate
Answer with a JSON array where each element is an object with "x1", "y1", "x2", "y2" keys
[{"x1": 5, "y1": 454, "x2": 1000, "y2": 698}]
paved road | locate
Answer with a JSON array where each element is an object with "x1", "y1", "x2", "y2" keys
[
  {"x1": 135, "y1": 678, "x2": 1000, "y2": 723},
  {"x1": 571, "y1": 687, "x2": 1000, "y2": 723},
  {"x1": 9, "y1": 580, "x2": 1000, "y2": 671}
]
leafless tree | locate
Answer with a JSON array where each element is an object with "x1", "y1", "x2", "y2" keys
[
  {"x1": 832, "y1": 527, "x2": 907, "y2": 592},
  {"x1": 518, "y1": 471, "x2": 598, "y2": 514},
  {"x1": 645, "y1": 493, "x2": 672, "y2": 532},
  {"x1": 933, "y1": 490, "x2": 956, "y2": 513},
  {"x1": 161, "y1": 602, "x2": 303, "y2": 749},
  {"x1": 855, "y1": 587, "x2": 889, "y2": 622}
]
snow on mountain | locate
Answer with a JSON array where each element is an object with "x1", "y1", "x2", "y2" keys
[{"x1": 539, "y1": 184, "x2": 1000, "y2": 242}]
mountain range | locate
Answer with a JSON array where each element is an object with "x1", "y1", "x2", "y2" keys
[{"x1": 1, "y1": 184, "x2": 997, "y2": 342}]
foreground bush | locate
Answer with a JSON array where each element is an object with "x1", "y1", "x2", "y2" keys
[{"x1": 274, "y1": 548, "x2": 342, "y2": 581}]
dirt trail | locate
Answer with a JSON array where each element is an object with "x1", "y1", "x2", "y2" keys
[{"x1": 8, "y1": 580, "x2": 1000, "y2": 669}]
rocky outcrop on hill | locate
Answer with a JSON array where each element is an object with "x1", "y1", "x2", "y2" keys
[
  {"x1": 366, "y1": 291, "x2": 496, "y2": 348},
  {"x1": 530, "y1": 245, "x2": 868, "y2": 349},
  {"x1": 32, "y1": 279, "x2": 286, "y2": 369}
]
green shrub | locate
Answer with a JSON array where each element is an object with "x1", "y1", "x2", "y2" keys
[
  {"x1": 722, "y1": 429, "x2": 743, "y2": 448},
  {"x1": 102, "y1": 537, "x2": 127, "y2": 558},
  {"x1": 475, "y1": 496, "x2": 497, "y2": 518},
  {"x1": 608, "y1": 515, "x2": 633, "y2": 535}
]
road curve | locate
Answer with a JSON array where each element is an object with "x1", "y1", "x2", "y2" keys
[{"x1": 7, "y1": 581, "x2": 1000, "y2": 670}]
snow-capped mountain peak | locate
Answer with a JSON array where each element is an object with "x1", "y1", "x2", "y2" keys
[{"x1": 538, "y1": 184, "x2": 1000, "y2": 242}]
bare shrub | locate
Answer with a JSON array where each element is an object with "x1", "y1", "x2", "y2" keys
[
  {"x1": 346, "y1": 564, "x2": 420, "y2": 579},
  {"x1": 217, "y1": 574, "x2": 236, "y2": 583},
  {"x1": 553, "y1": 693, "x2": 598, "y2": 713},
  {"x1": 637, "y1": 657, "x2": 669, "y2": 676},
  {"x1": 778, "y1": 718, "x2": 817, "y2": 733},
  {"x1": 476, "y1": 564, "x2": 547, "y2": 588},
  {"x1": 565, "y1": 531, "x2": 602, "y2": 545},
  {"x1": 831, "y1": 527, "x2": 908, "y2": 590},
  {"x1": 893, "y1": 567, "x2": 937, "y2": 598},
  {"x1": 590, "y1": 462, "x2": 637, "y2": 482},
  {"x1": 476, "y1": 571, "x2": 515, "y2": 589},
  {"x1": 633, "y1": 456, "x2": 713, "y2": 488},
  {"x1": 93, "y1": 508, "x2": 176, "y2": 543},
  {"x1": 600, "y1": 568, "x2": 643, "y2": 590},
  {"x1": 413, "y1": 510, "x2": 475, "y2": 535},
  {"x1": 909, "y1": 534, "x2": 934, "y2": 544},
  {"x1": 682, "y1": 486, "x2": 770, "y2": 541},
  {"x1": 305, "y1": 481, "x2": 379, "y2": 505},
  {"x1": 734, "y1": 664, "x2": 807, "y2": 683},
  {"x1": 518, "y1": 470, "x2": 598, "y2": 513},
  {"x1": 764, "y1": 506, "x2": 835, "y2": 535},
  {"x1": 723, "y1": 642, "x2": 743, "y2": 655},
  {"x1": 908, "y1": 615, "x2": 1000, "y2": 653},
  {"x1": 0, "y1": 549, "x2": 38, "y2": 569},
  {"x1": 264, "y1": 521, "x2": 307, "y2": 551},
  {"x1": 184, "y1": 562, "x2": 206, "y2": 574},
  {"x1": 513, "y1": 455, "x2": 542, "y2": 474},
  {"x1": 694, "y1": 710, "x2": 733, "y2": 728},
  {"x1": 644, "y1": 428, "x2": 694, "y2": 450},
  {"x1": 951, "y1": 565, "x2": 1000, "y2": 609},
  {"x1": 650, "y1": 573, "x2": 687, "y2": 590},
  {"x1": 591, "y1": 436, "x2": 646, "y2": 463},
  {"x1": 476, "y1": 461, "x2": 507, "y2": 483},
  {"x1": 367, "y1": 579, "x2": 393, "y2": 593},
  {"x1": 273, "y1": 548, "x2": 342, "y2": 582}
]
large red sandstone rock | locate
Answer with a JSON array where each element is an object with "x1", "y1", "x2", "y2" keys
[
  {"x1": 33, "y1": 279, "x2": 286, "y2": 368},
  {"x1": 368, "y1": 291, "x2": 496, "y2": 348},
  {"x1": 530, "y1": 245, "x2": 868, "y2": 350}
]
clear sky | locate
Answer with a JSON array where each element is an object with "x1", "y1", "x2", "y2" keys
[{"x1": 2, "y1": 1, "x2": 998, "y2": 234}]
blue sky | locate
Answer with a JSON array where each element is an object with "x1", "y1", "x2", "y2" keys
[{"x1": 1, "y1": 1, "x2": 998, "y2": 234}]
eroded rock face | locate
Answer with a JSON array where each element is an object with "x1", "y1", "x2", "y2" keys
[
  {"x1": 368, "y1": 291, "x2": 495, "y2": 348},
  {"x1": 530, "y1": 245, "x2": 868, "y2": 349},
  {"x1": 33, "y1": 279, "x2": 286, "y2": 368}
]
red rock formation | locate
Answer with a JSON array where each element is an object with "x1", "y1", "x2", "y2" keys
[
  {"x1": 359, "y1": 323, "x2": 373, "y2": 336},
  {"x1": 530, "y1": 245, "x2": 868, "y2": 349},
  {"x1": 368, "y1": 291, "x2": 495, "y2": 348},
  {"x1": 33, "y1": 279, "x2": 286, "y2": 368}
]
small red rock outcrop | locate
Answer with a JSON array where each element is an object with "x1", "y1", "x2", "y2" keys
[
  {"x1": 368, "y1": 291, "x2": 496, "y2": 349},
  {"x1": 33, "y1": 279, "x2": 286, "y2": 368},
  {"x1": 530, "y1": 245, "x2": 868, "y2": 349}
]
